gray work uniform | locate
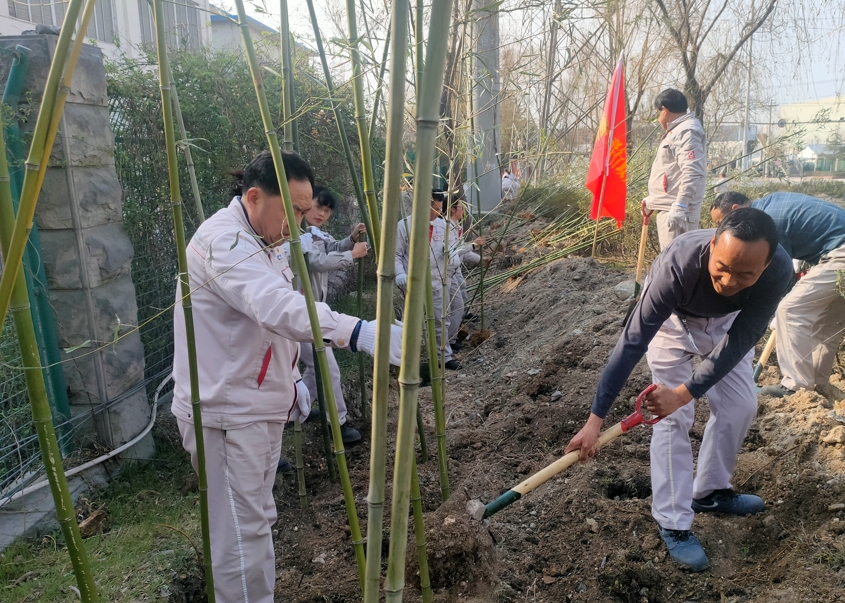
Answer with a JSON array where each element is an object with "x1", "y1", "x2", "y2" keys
[
  {"x1": 395, "y1": 216, "x2": 452, "y2": 362},
  {"x1": 751, "y1": 193, "x2": 845, "y2": 391},
  {"x1": 447, "y1": 219, "x2": 481, "y2": 343},
  {"x1": 643, "y1": 113, "x2": 707, "y2": 249},
  {"x1": 591, "y1": 230, "x2": 792, "y2": 531},
  {"x1": 300, "y1": 226, "x2": 357, "y2": 425}
]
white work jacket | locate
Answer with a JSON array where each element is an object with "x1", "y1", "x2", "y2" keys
[
  {"x1": 305, "y1": 226, "x2": 355, "y2": 303},
  {"x1": 644, "y1": 112, "x2": 707, "y2": 213},
  {"x1": 171, "y1": 198, "x2": 360, "y2": 429},
  {"x1": 395, "y1": 216, "x2": 448, "y2": 289},
  {"x1": 447, "y1": 219, "x2": 481, "y2": 279}
]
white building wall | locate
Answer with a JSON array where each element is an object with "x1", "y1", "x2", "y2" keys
[{"x1": 0, "y1": 0, "x2": 212, "y2": 61}]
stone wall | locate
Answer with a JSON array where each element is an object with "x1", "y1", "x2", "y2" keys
[{"x1": 0, "y1": 34, "x2": 152, "y2": 458}]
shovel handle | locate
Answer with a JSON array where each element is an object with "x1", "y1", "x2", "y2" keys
[{"x1": 483, "y1": 385, "x2": 660, "y2": 518}]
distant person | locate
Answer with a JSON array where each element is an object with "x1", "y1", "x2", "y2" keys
[
  {"x1": 395, "y1": 189, "x2": 461, "y2": 370},
  {"x1": 711, "y1": 191, "x2": 845, "y2": 398},
  {"x1": 299, "y1": 186, "x2": 369, "y2": 445},
  {"x1": 565, "y1": 209, "x2": 792, "y2": 572},
  {"x1": 445, "y1": 194, "x2": 486, "y2": 350},
  {"x1": 502, "y1": 169, "x2": 520, "y2": 201},
  {"x1": 714, "y1": 170, "x2": 729, "y2": 194},
  {"x1": 643, "y1": 89, "x2": 707, "y2": 249}
]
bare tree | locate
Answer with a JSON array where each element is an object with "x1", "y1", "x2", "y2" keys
[{"x1": 651, "y1": 0, "x2": 776, "y2": 124}]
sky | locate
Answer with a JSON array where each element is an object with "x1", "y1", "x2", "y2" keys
[{"x1": 222, "y1": 0, "x2": 845, "y2": 109}]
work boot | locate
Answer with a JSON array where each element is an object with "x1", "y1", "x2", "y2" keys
[
  {"x1": 692, "y1": 489, "x2": 765, "y2": 515},
  {"x1": 303, "y1": 408, "x2": 321, "y2": 423},
  {"x1": 340, "y1": 422, "x2": 362, "y2": 445},
  {"x1": 445, "y1": 359, "x2": 462, "y2": 371},
  {"x1": 277, "y1": 458, "x2": 294, "y2": 474},
  {"x1": 759, "y1": 384, "x2": 795, "y2": 398},
  {"x1": 463, "y1": 311, "x2": 478, "y2": 323},
  {"x1": 658, "y1": 526, "x2": 709, "y2": 572},
  {"x1": 451, "y1": 341, "x2": 464, "y2": 352}
]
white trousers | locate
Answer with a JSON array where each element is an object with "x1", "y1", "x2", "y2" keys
[
  {"x1": 300, "y1": 342, "x2": 348, "y2": 424},
  {"x1": 178, "y1": 418, "x2": 283, "y2": 603},
  {"x1": 775, "y1": 244, "x2": 845, "y2": 391},
  {"x1": 646, "y1": 313, "x2": 757, "y2": 530},
  {"x1": 431, "y1": 285, "x2": 453, "y2": 362},
  {"x1": 447, "y1": 272, "x2": 465, "y2": 344},
  {"x1": 655, "y1": 207, "x2": 701, "y2": 250}
]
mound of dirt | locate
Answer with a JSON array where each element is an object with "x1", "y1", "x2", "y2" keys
[{"x1": 267, "y1": 239, "x2": 845, "y2": 603}]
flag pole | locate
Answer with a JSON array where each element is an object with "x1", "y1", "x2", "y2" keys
[{"x1": 591, "y1": 51, "x2": 625, "y2": 257}]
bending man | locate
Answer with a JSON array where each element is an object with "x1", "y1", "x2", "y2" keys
[
  {"x1": 566, "y1": 209, "x2": 792, "y2": 571},
  {"x1": 711, "y1": 191, "x2": 845, "y2": 398}
]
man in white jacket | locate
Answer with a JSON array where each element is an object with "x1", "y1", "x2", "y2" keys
[
  {"x1": 395, "y1": 189, "x2": 460, "y2": 370},
  {"x1": 446, "y1": 195, "x2": 486, "y2": 350},
  {"x1": 299, "y1": 185, "x2": 369, "y2": 444},
  {"x1": 643, "y1": 89, "x2": 707, "y2": 249},
  {"x1": 171, "y1": 151, "x2": 401, "y2": 603},
  {"x1": 502, "y1": 169, "x2": 520, "y2": 201}
]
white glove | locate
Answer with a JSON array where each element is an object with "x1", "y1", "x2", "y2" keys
[
  {"x1": 395, "y1": 273, "x2": 408, "y2": 287},
  {"x1": 449, "y1": 252, "x2": 462, "y2": 267},
  {"x1": 666, "y1": 202, "x2": 687, "y2": 230},
  {"x1": 289, "y1": 378, "x2": 312, "y2": 423},
  {"x1": 354, "y1": 320, "x2": 403, "y2": 366},
  {"x1": 299, "y1": 233, "x2": 313, "y2": 254}
]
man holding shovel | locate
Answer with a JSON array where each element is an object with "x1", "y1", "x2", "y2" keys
[{"x1": 566, "y1": 208, "x2": 792, "y2": 571}]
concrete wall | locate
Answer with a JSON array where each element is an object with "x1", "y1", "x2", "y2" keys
[{"x1": 0, "y1": 34, "x2": 153, "y2": 459}]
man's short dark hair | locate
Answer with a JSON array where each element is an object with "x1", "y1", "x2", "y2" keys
[
  {"x1": 711, "y1": 191, "x2": 750, "y2": 214},
  {"x1": 312, "y1": 185, "x2": 337, "y2": 210},
  {"x1": 431, "y1": 188, "x2": 446, "y2": 204},
  {"x1": 230, "y1": 150, "x2": 316, "y2": 196},
  {"x1": 654, "y1": 89, "x2": 688, "y2": 113},
  {"x1": 714, "y1": 207, "x2": 779, "y2": 262}
]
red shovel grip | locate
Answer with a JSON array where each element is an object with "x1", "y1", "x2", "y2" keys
[{"x1": 620, "y1": 384, "x2": 660, "y2": 432}]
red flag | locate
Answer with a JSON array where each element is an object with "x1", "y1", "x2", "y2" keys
[{"x1": 586, "y1": 56, "x2": 627, "y2": 228}]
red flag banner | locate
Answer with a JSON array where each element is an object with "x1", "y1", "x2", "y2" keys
[{"x1": 586, "y1": 56, "x2": 627, "y2": 228}]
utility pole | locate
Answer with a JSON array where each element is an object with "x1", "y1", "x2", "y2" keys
[{"x1": 741, "y1": 35, "x2": 753, "y2": 171}]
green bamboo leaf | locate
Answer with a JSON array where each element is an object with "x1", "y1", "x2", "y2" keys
[
  {"x1": 63, "y1": 340, "x2": 91, "y2": 354},
  {"x1": 230, "y1": 230, "x2": 241, "y2": 250}
]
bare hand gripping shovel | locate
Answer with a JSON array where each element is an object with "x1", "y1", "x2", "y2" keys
[{"x1": 474, "y1": 385, "x2": 661, "y2": 520}]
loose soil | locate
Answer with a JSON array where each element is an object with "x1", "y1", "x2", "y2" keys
[{"x1": 186, "y1": 217, "x2": 845, "y2": 602}]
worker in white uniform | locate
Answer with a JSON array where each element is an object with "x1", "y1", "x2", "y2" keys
[
  {"x1": 171, "y1": 151, "x2": 402, "y2": 603},
  {"x1": 446, "y1": 194, "x2": 486, "y2": 351},
  {"x1": 299, "y1": 185, "x2": 369, "y2": 444},
  {"x1": 501, "y1": 169, "x2": 520, "y2": 201},
  {"x1": 395, "y1": 188, "x2": 460, "y2": 370},
  {"x1": 643, "y1": 89, "x2": 707, "y2": 249}
]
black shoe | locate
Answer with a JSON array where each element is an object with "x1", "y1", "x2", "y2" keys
[
  {"x1": 340, "y1": 423, "x2": 362, "y2": 445},
  {"x1": 463, "y1": 312, "x2": 479, "y2": 323},
  {"x1": 277, "y1": 458, "x2": 294, "y2": 474},
  {"x1": 451, "y1": 341, "x2": 464, "y2": 352},
  {"x1": 692, "y1": 489, "x2": 765, "y2": 515},
  {"x1": 303, "y1": 408, "x2": 321, "y2": 423},
  {"x1": 444, "y1": 359, "x2": 462, "y2": 371}
]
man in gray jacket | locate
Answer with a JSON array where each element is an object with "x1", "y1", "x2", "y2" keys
[
  {"x1": 644, "y1": 89, "x2": 708, "y2": 248},
  {"x1": 299, "y1": 186, "x2": 369, "y2": 444}
]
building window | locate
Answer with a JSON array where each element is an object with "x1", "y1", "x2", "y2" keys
[
  {"x1": 139, "y1": 0, "x2": 201, "y2": 50},
  {"x1": 8, "y1": 0, "x2": 116, "y2": 44}
]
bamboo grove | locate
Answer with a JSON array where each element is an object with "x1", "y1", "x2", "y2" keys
[{"x1": 0, "y1": 0, "x2": 749, "y2": 600}]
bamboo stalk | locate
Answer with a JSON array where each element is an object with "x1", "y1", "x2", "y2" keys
[
  {"x1": 293, "y1": 418, "x2": 307, "y2": 509},
  {"x1": 312, "y1": 346, "x2": 337, "y2": 482},
  {"x1": 410, "y1": 456, "x2": 433, "y2": 603},
  {"x1": 346, "y1": 0, "x2": 382, "y2": 259},
  {"x1": 357, "y1": 232, "x2": 368, "y2": 417},
  {"x1": 415, "y1": 402, "x2": 429, "y2": 462},
  {"x1": 0, "y1": 0, "x2": 86, "y2": 324},
  {"x1": 0, "y1": 99, "x2": 98, "y2": 603},
  {"x1": 363, "y1": 0, "x2": 409, "y2": 600},
  {"x1": 167, "y1": 60, "x2": 205, "y2": 223},
  {"x1": 425, "y1": 276, "x2": 450, "y2": 501},
  {"x1": 279, "y1": 0, "x2": 293, "y2": 151},
  {"x1": 305, "y1": 0, "x2": 375, "y2": 247},
  {"x1": 367, "y1": 5, "x2": 392, "y2": 146},
  {"x1": 384, "y1": 0, "x2": 453, "y2": 599},
  {"x1": 152, "y1": 3, "x2": 215, "y2": 599},
  {"x1": 233, "y1": 1, "x2": 367, "y2": 589}
]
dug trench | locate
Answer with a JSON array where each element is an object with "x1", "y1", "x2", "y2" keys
[{"x1": 253, "y1": 248, "x2": 845, "y2": 602}]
